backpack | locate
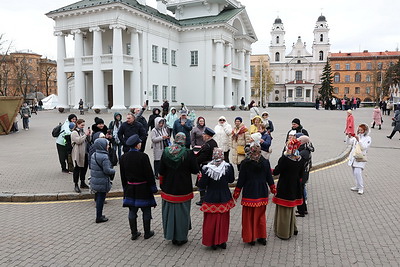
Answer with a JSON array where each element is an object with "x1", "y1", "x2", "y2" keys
[{"x1": 52, "y1": 123, "x2": 64, "y2": 137}]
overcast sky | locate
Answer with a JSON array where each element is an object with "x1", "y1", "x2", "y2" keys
[{"x1": 1, "y1": 0, "x2": 399, "y2": 59}]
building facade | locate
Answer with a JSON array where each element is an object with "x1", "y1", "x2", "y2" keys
[
  {"x1": 0, "y1": 52, "x2": 57, "y2": 98},
  {"x1": 268, "y1": 15, "x2": 330, "y2": 103},
  {"x1": 47, "y1": 0, "x2": 257, "y2": 110},
  {"x1": 329, "y1": 51, "x2": 400, "y2": 102}
]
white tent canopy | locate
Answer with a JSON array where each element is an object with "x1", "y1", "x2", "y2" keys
[{"x1": 41, "y1": 94, "x2": 59, "y2": 110}]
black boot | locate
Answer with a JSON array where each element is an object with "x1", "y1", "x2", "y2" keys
[
  {"x1": 74, "y1": 184, "x2": 81, "y2": 193},
  {"x1": 143, "y1": 219, "x2": 154, "y2": 239},
  {"x1": 196, "y1": 190, "x2": 205, "y2": 206},
  {"x1": 129, "y1": 219, "x2": 141, "y2": 240}
]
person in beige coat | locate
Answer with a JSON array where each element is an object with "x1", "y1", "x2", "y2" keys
[
  {"x1": 230, "y1": 117, "x2": 251, "y2": 171},
  {"x1": 214, "y1": 116, "x2": 232, "y2": 163},
  {"x1": 71, "y1": 119, "x2": 91, "y2": 193}
]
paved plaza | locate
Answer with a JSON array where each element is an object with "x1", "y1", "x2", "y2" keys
[{"x1": 1, "y1": 107, "x2": 400, "y2": 266}]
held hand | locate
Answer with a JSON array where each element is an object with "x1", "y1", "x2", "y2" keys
[
  {"x1": 232, "y1": 187, "x2": 241, "y2": 200},
  {"x1": 269, "y1": 184, "x2": 277, "y2": 195},
  {"x1": 197, "y1": 173, "x2": 202, "y2": 181},
  {"x1": 85, "y1": 129, "x2": 91, "y2": 136}
]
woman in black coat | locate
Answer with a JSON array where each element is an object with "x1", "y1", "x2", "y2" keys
[
  {"x1": 120, "y1": 134, "x2": 157, "y2": 240},
  {"x1": 198, "y1": 148, "x2": 235, "y2": 250}
]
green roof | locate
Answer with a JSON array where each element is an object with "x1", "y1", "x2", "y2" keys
[{"x1": 47, "y1": 0, "x2": 243, "y2": 27}]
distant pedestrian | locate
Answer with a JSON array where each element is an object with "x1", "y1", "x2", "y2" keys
[
  {"x1": 387, "y1": 107, "x2": 400, "y2": 139},
  {"x1": 250, "y1": 115, "x2": 263, "y2": 134},
  {"x1": 249, "y1": 102, "x2": 260, "y2": 123},
  {"x1": 272, "y1": 139, "x2": 304, "y2": 240},
  {"x1": 173, "y1": 110, "x2": 193, "y2": 149},
  {"x1": 108, "y1": 112, "x2": 123, "y2": 160},
  {"x1": 159, "y1": 133, "x2": 199, "y2": 246},
  {"x1": 233, "y1": 144, "x2": 276, "y2": 245},
  {"x1": 315, "y1": 98, "x2": 320, "y2": 110},
  {"x1": 371, "y1": 106, "x2": 382, "y2": 130},
  {"x1": 165, "y1": 107, "x2": 178, "y2": 135},
  {"x1": 240, "y1": 97, "x2": 245, "y2": 109},
  {"x1": 133, "y1": 103, "x2": 149, "y2": 153},
  {"x1": 198, "y1": 148, "x2": 235, "y2": 250},
  {"x1": 71, "y1": 119, "x2": 91, "y2": 193},
  {"x1": 151, "y1": 117, "x2": 170, "y2": 178},
  {"x1": 344, "y1": 110, "x2": 355, "y2": 138},
  {"x1": 64, "y1": 122, "x2": 76, "y2": 172},
  {"x1": 90, "y1": 138, "x2": 115, "y2": 223},
  {"x1": 382, "y1": 101, "x2": 387, "y2": 115},
  {"x1": 259, "y1": 123, "x2": 272, "y2": 160},
  {"x1": 386, "y1": 101, "x2": 392, "y2": 116},
  {"x1": 120, "y1": 134, "x2": 157, "y2": 240},
  {"x1": 285, "y1": 118, "x2": 309, "y2": 143},
  {"x1": 118, "y1": 113, "x2": 146, "y2": 153},
  {"x1": 261, "y1": 111, "x2": 274, "y2": 133},
  {"x1": 214, "y1": 116, "x2": 232, "y2": 163},
  {"x1": 78, "y1": 99, "x2": 84, "y2": 115},
  {"x1": 56, "y1": 114, "x2": 77, "y2": 173},
  {"x1": 190, "y1": 117, "x2": 206, "y2": 148},
  {"x1": 38, "y1": 99, "x2": 43, "y2": 111},
  {"x1": 161, "y1": 100, "x2": 169, "y2": 117},
  {"x1": 20, "y1": 103, "x2": 31, "y2": 130},
  {"x1": 348, "y1": 124, "x2": 371, "y2": 195},
  {"x1": 148, "y1": 108, "x2": 161, "y2": 131}
]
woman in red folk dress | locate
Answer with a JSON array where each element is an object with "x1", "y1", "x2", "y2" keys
[
  {"x1": 233, "y1": 144, "x2": 276, "y2": 246},
  {"x1": 272, "y1": 139, "x2": 305, "y2": 240},
  {"x1": 198, "y1": 148, "x2": 235, "y2": 250}
]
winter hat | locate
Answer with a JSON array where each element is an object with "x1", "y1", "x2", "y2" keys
[
  {"x1": 251, "y1": 132, "x2": 262, "y2": 144},
  {"x1": 295, "y1": 133, "x2": 304, "y2": 139},
  {"x1": 235, "y1": 117, "x2": 243, "y2": 123},
  {"x1": 292, "y1": 118, "x2": 301, "y2": 125},
  {"x1": 69, "y1": 122, "x2": 76, "y2": 130},
  {"x1": 126, "y1": 134, "x2": 142, "y2": 147},
  {"x1": 298, "y1": 135, "x2": 310, "y2": 145},
  {"x1": 203, "y1": 127, "x2": 215, "y2": 137},
  {"x1": 180, "y1": 110, "x2": 187, "y2": 115},
  {"x1": 68, "y1": 114, "x2": 77, "y2": 122},
  {"x1": 95, "y1": 117, "x2": 104, "y2": 125},
  {"x1": 288, "y1": 130, "x2": 297, "y2": 136}
]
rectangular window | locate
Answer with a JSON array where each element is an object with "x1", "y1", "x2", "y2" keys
[
  {"x1": 171, "y1": 86, "x2": 176, "y2": 101},
  {"x1": 334, "y1": 74, "x2": 340, "y2": 82},
  {"x1": 296, "y1": 87, "x2": 302, "y2": 97},
  {"x1": 108, "y1": 45, "x2": 113, "y2": 54},
  {"x1": 335, "y1": 64, "x2": 340, "y2": 70},
  {"x1": 162, "y1": 48, "x2": 168, "y2": 64},
  {"x1": 355, "y1": 87, "x2": 360, "y2": 94},
  {"x1": 334, "y1": 87, "x2": 339, "y2": 94},
  {"x1": 152, "y1": 85, "x2": 159, "y2": 101},
  {"x1": 378, "y1": 62, "x2": 383, "y2": 70},
  {"x1": 345, "y1": 75, "x2": 350, "y2": 82},
  {"x1": 377, "y1": 72, "x2": 382, "y2": 82},
  {"x1": 367, "y1": 62, "x2": 372, "y2": 70},
  {"x1": 171, "y1": 50, "x2": 177, "y2": 66},
  {"x1": 288, "y1": 89, "x2": 293, "y2": 98},
  {"x1": 127, "y1": 43, "x2": 131, "y2": 55},
  {"x1": 366, "y1": 87, "x2": 371, "y2": 94},
  {"x1": 295, "y1": 71, "x2": 302, "y2": 81},
  {"x1": 355, "y1": 63, "x2": 361, "y2": 70},
  {"x1": 275, "y1": 75, "x2": 279, "y2": 83},
  {"x1": 250, "y1": 66, "x2": 255, "y2": 77},
  {"x1": 152, "y1": 45, "x2": 158, "y2": 62},
  {"x1": 162, "y1": 85, "x2": 168, "y2": 100},
  {"x1": 345, "y1": 63, "x2": 350, "y2": 70},
  {"x1": 366, "y1": 75, "x2": 371, "y2": 82},
  {"x1": 345, "y1": 87, "x2": 350, "y2": 94},
  {"x1": 306, "y1": 90, "x2": 311, "y2": 98},
  {"x1": 190, "y1": 51, "x2": 198, "y2": 66}
]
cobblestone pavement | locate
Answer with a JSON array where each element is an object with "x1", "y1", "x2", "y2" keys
[
  {"x1": 0, "y1": 107, "x2": 356, "y2": 195},
  {"x1": 1, "y1": 107, "x2": 400, "y2": 265}
]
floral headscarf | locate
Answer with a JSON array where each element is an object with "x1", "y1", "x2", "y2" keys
[
  {"x1": 246, "y1": 144, "x2": 262, "y2": 162},
  {"x1": 203, "y1": 148, "x2": 229, "y2": 181},
  {"x1": 284, "y1": 139, "x2": 302, "y2": 160},
  {"x1": 163, "y1": 132, "x2": 187, "y2": 169}
]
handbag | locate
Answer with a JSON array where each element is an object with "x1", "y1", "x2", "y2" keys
[
  {"x1": 236, "y1": 145, "x2": 245, "y2": 155},
  {"x1": 354, "y1": 143, "x2": 367, "y2": 162}
]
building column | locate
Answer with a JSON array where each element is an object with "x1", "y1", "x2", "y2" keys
[
  {"x1": 245, "y1": 51, "x2": 251, "y2": 105},
  {"x1": 110, "y1": 23, "x2": 126, "y2": 110},
  {"x1": 224, "y1": 43, "x2": 233, "y2": 107},
  {"x1": 214, "y1": 40, "x2": 225, "y2": 108},
  {"x1": 55, "y1": 31, "x2": 68, "y2": 108},
  {"x1": 71, "y1": 29, "x2": 85, "y2": 109},
  {"x1": 89, "y1": 27, "x2": 106, "y2": 110},
  {"x1": 130, "y1": 29, "x2": 141, "y2": 108},
  {"x1": 238, "y1": 49, "x2": 245, "y2": 103}
]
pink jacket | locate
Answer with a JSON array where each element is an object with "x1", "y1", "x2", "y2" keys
[
  {"x1": 345, "y1": 114, "x2": 355, "y2": 135},
  {"x1": 373, "y1": 108, "x2": 382, "y2": 125}
]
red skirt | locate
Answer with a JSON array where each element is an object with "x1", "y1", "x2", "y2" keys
[
  {"x1": 242, "y1": 205, "x2": 267, "y2": 243},
  {"x1": 202, "y1": 211, "x2": 230, "y2": 246}
]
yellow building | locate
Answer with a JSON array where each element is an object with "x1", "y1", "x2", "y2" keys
[{"x1": 329, "y1": 51, "x2": 400, "y2": 102}]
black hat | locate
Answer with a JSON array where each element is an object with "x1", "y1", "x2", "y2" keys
[
  {"x1": 203, "y1": 127, "x2": 215, "y2": 137},
  {"x1": 68, "y1": 114, "x2": 77, "y2": 122},
  {"x1": 126, "y1": 134, "x2": 142, "y2": 147},
  {"x1": 235, "y1": 117, "x2": 243, "y2": 123},
  {"x1": 95, "y1": 117, "x2": 105, "y2": 125},
  {"x1": 292, "y1": 118, "x2": 301, "y2": 125}
]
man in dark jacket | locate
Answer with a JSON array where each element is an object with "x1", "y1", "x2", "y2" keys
[
  {"x1": 173, "y1": 110, "x2": 193, "y2": 148},
  {"x1": 285, "y1": 118, "x2": 309, "y2": 142},
  {"x1": 133, "y1": 104, "x2": 149, "y2": 152},
  {"x1": 195, "y1": 127, "x2": 218, "y2": 205},
  {"x1": 118, "y1": 113, "x2": 146, "y2": 153}
]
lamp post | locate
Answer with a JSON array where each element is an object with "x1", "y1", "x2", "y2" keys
[{"x1": 259, "y1": 57, "x2": 263, "y2": 107}]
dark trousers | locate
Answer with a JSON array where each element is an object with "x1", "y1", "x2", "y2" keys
[
  {"x1": 22, "y1": 118, "x2": 29, "y2": 129},
  {"x1": 95, "y1": 192, "x2": 107, "y2": 219},
  {"x1": 154, "y1": 160, "x2": 160, "y2": 177},
  {"x1": 129, "y1": 206, "x2": 152, "y2": 221},
  {"x1": 388, "y1": 129, "x2": 399, "y2": 138},
  {"x1": 56, "y1": 143, "x2": 68, "y2": 171},
  {"x1": 139, "y1": 137, "x2": 148, "y2": 153},
  {"x1": 224, "y1": 151, "x2": 230, "y2": 163},
  {"x1": 297, "y1": 184, "x2": 308, "y2": 215},
  {"x1": 73, "y1": 154, "x2": 88, "y2": 184}
]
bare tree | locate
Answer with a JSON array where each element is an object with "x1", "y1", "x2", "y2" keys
[
  {"x1": 252, "y1": 56, "x2": 274, "y2": 107},
  {"x1": 0, "y1": 33, "x2": 13, "y2": 96},
  {"x1": 42, "y1": 63, "x2": 56, "y2": 96},
  {"x1": 13, "y1": 56, "x2": 34, "y2": 99}
]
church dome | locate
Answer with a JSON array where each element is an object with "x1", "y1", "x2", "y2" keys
[
  {"x1": 317, "y1": 15, "x2": 326, "y2": 22},
  {"x1": 274, "y1": 17, "x2": 282, "y2": 24}
]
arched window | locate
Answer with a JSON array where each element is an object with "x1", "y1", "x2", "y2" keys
[
  {"x1": 320, "y1": 34, "x2": 323, "y2": 42},
  {"x1": 276, "y1": 36, "x2": 280, "y2": 44},
  {"x1": 334, "y1": 73, "x2": 340, "y2": 82},
  {"x1": 275, "y1": 52, "x2": 280, "y2": 62},
  {"x1": 319, "y1": 51, "x2": 324, "y2": 61},
  {"x1": 355, "y1": 72, "x2": 361, "y2": 82}
]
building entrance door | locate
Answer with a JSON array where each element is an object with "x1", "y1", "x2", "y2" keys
[{"x1": 107, "y1": 85, "x2": 113, "y2": 109}]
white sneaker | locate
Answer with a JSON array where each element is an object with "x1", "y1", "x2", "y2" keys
[
  {"x1": 350, "y1": 187, "x2": 358, "y2": 191},
  {"x1": 358, "y1": 189, "x2": 364, "y2": 195}
]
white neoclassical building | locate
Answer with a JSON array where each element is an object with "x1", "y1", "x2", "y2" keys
[
  {"x1": 46, "y1": 0, "x2": 257, "y2": 110},
  {"x1": 268, "y1": 15, "x2": 330, "y2": 103}
]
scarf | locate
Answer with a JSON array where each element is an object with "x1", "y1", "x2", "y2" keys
[
  {"x1": 232, "y1": 124, "x2": 247, "y2": 142},
  {"x1": 162, "y1": 132, "x2": 187, "y2": 169},
  {"x1": 246, "y1": 144, "x2": 261, "y2": 162}
]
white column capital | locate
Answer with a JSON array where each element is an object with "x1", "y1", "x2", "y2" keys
[
  {"x1": 237, "y1": 49, "x2": 246, "y2": 54},
  {"x1": 128, "y1": 28, "x2": 143, "y2": 34},
  {"x1": 214, "y1": 39, "x2": 225, "y2": 45},
  {"x1": 109, "y1": 23, "x2": 126, "y2": 30},
  {"x1": 226, "y1": 42, "x2": 233, "y2": 48},
  {"x1": 71, "y1": 29, "x2": 83, "y2": 35},
  {"x1": 89, "y1": 26, "x2": 105, "y2": 33},
  {"x1": 54, "y1": 31, "x2": 67, "y2": 37}
]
